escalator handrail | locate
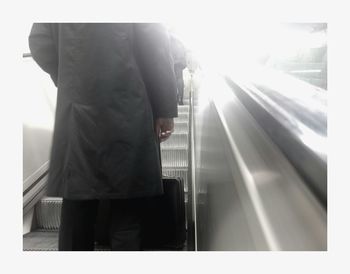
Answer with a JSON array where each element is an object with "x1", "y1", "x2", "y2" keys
[{"x1": 23, "y1": 161, "x2": 49, "y2": 215}]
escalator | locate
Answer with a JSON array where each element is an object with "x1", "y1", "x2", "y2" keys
[
  {"x1": 23, "y1": 104, "x2": 191, "y2": 251},
  {"x1": 191, "y1": 67, "x2": 326, "y2": 250},
  {"x1": 23, "y1": 63, "x2": 327, "y2": 251}
]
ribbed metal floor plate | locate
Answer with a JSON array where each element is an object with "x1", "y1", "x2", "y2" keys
[
  {"x1": 160, "y1": 133, "x2": 188, "y2": 149},
  {"x1": 175, "y1": 112, "x2": 189, "y2": 122},
  {"x1": 23, "y1": 231, "x2": 58, "y2": 251},
  {"x1": 174, "y1": 121, "x2": 189, "y2": 133},
  {"x1": 161, "y1": 148, "x2": 188, "y2": 168},
  {"x1": 36, "y1": 197, "x2": 62, "y2": 230},
  {"x1": 23, "y1": 230, "x2": 187, "y2": 251}
]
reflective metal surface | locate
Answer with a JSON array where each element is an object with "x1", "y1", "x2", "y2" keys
[
  {"x1": 225, "y1": 66, "x2": 327, "y2": 205},
  {"x1": 192, "y1": 70, "x2": 326, "y2": 250}
]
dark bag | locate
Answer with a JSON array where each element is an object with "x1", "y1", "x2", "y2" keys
[
  {"x1": 142, "y1": 177, "x2": 186, "y2": 250},
  {"x1": 94, "y1": 177, "x2": 186, "y2": 250}
]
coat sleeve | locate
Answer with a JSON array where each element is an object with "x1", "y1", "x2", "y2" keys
[
  {"x1": 133, "y1": 23, "x2": 178, "y2": 119},
  {"x1": 28, "y1": 23, "x2": 59, "y2": 86}
]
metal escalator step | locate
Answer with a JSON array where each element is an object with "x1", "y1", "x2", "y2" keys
[
  {"x1": 161, "y1": 148, "x2": 188, "y2": 168},
  {"x1": 23, "y1": 231, "x2": 111, "y2": 251},
  {"x1": 23, "y1": 230, "x2": 188, "y2": 251},
  {"x1": 177, "y1": 105, "x2": 189, "y2": 114},
  {"x1": 160, "y1": 132, "x2": 188, "y2": 149},
  {"x1": 175, "y1": 112, "x2": 189, "y2": 122},
  {"x1": 36, "y1": 197, "x2": 62, "y2": 230},
  {"x1": 23, "y1": 231, "x2": 59, "y2": 251},
  {"x1": 174, "y1": 121, "x2": 189, "y2": 133},
  {"x1": 182, "y1": 99, "x2": 190, "y2": 105}
]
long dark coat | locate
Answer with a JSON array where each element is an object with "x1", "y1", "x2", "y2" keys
[{"x1": 29, "y1": 23, "x2": 178, "y2": 200}]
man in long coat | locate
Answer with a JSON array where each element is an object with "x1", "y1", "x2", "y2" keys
[{"x1": 28, "y1": 23, "x2": 178, "y2": 251}]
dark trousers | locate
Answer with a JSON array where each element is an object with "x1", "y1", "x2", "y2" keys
[{"x1": 58, "y1": 198, "x2": 144, "y2": 251}]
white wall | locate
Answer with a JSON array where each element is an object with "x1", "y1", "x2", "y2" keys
[{"x1": 22, "y1": 24, "x2": 57, "y2": 183}]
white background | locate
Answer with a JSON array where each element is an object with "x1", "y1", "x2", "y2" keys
[{"x1": 1, "y1": 0, "x2": 349, "y2": 273}]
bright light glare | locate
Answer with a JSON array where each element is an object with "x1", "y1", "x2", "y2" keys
[
  {"x1": 226, "y1": 65, "x2": 327, "y2": 160},
  {"x1": 22, "y1": 58, "x2": 57, "y2": 130},
  {"x1": 167, "y1": 22, "x2": 325, "y2": 75},
  {"x1": 297, "y1": 122, "x2": 327, "y2": 161},
  {"x1": 169, "y1": 21, "x2": 275, "y2": 72}
]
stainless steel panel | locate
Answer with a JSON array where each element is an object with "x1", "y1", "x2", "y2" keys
[
  {"x1": 192, "y1": 72, "x2": 326, "y2": 251},
  {"x1": 225, "y1": 66, "x2": 327, "y2": 205}
]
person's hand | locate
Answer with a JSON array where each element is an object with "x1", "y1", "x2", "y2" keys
[{"x1": 155, "y1": 118, "x2": 174, "y2": 142}]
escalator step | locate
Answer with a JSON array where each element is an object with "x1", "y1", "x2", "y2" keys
[
  {"x1": 173, "y1": 121, "x2": 189, "y2": 133},
  {"x1": 177, "y1": 105, "x2": 190, "y2": 113},
  {"x1": 35, "y1": 197, "x2": 62, "y2": 230},
  {"x1": 23, "y1": 231, "x2": 111, "y2": 251},
  {"x1": 23, "y1": 231, "x2": 58, "y2": 251},
  {"x1": 161, "y1": 148, "x2": 188, "y2": 168},
  {"x1": 160, "y1": 132, "x2": 188, "y2": 149},
  {"x1": 23, "y1": 230, "x2": 188, "y2": 251},
  {"x1": 175, "y1": 112, "x2": 189, "y2": 122}
]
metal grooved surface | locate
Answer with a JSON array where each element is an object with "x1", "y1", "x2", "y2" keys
[
  {"x1": 161, "y1": 148, "x2": 188, "y2": 168},
  {"x1": 23, "y1": 231, "x2": 59, "y2": 251},
  {"x1": 160, "y1": 133, "x2": 189, "y2": 149},
  {"x1": 175, "y1": 113, "x2": 189, "y2": 122},
  {"x1": 35, "y1": 197, "x2": 62, "y2": 230},
  {"x1": 23, "y1": 231, "x2": 188, "y2": 251},
  {"x1": 174, "y1": 121, "x2": 189, "y2": 133},
  {"x1": 161, "y1": 105, "x2": 190, "y2": 171}
]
